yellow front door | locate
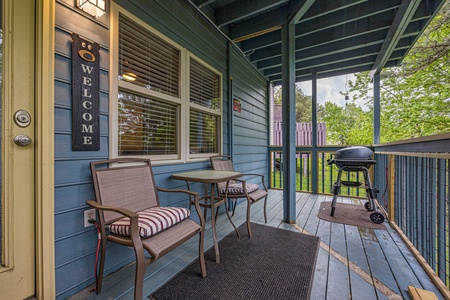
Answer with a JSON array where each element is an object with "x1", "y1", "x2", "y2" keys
[{"x1": 0, "y1": 0, "x2": 37, "y2": 298}]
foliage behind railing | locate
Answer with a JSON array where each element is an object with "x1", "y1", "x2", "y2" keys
[{"x1": 269, "y1": 146, "x2": 371, "y2": 197}]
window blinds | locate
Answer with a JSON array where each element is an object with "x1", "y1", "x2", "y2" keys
[
  {"x1": 118, "y1": 14, "x2": 180, "y2": 98},
  {"x1": 118, "y1": 91, "x2": 178, "y2": 156},
  {"x1": 189, "y1": 110, "x2": 218, "y2": 154},
  {"x1": 189, "y1": 58, "x2": 220, "y2": 112}
]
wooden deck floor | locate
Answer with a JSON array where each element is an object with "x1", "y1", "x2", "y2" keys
[{"x1": 70, "y1": 189, "x2": 446, "y2": 300}]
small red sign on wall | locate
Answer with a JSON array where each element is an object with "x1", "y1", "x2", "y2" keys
[{"x1": 233, "y1": 99, "x2": 241, "y2": 113}]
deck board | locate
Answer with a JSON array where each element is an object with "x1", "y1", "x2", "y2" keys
[
  {"x1": 310, "y1": 247, "x2": 330, "y2": 299},
  {"x1": 69, "y1": 190, "x2": 446, "y2": 300},
  {"x1": 346, "y1": 225, "x2": 371, "y2": 274},
  {"x1": 363, "y1": 237, "x2": 403, "y2": 298},
  {"x1": 349, "y1": 268, "x2": 379, "y2": 300},
  {"x1": 375, "y1": 228, "x2": 423, "y2": 298},
  {"x1": 327, "y1": 253, "x2": 351, "y2": 300}
]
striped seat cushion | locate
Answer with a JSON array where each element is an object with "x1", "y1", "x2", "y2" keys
[
  {"x1": 109, "y1": 207, "x2": 191, "y2": 238},
  {"x1": 220, "y1": 182, "x2": 259, "y2": 195}
]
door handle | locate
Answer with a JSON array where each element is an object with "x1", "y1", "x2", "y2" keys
[
  {"x1": 14, "y1": 134, "x2": 32, "y2": 147},
  {"x1": 14, "y1": 109, "x2": 31, "y2": 127}
]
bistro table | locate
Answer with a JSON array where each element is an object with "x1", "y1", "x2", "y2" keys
[{"x1": 172, "y1": 170, "x2": 242, "y2": 263}]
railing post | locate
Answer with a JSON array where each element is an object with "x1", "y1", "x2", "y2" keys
[
  {"x1": 388, "y1": 154, "x2": 395, "y2": 222},
  {"x1": 311, "y1": 73, "x2": 318, "y2": 194},
  {"x1": 437, "y1": 158, "x2": 447, "y2": 282}
]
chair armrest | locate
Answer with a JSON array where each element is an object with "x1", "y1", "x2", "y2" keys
[
  {"x1": 239, "y1": 174, "x2": 268, "y2": 191},
  {"x1": 156, "y1": 187, "x2": 197, "y2": 197},
  {"x1": 86, "y1": 200, "x2": 137, "y2": 219},
  {"x1": 86, "y1": 200, "x2": 143, "y2": 250},
  {"x1": 155, "y1": 187, "x2": 205, "y2": 228},
  {"x1": 242, "y1": 173, "x2": 264, "y2": 178}
]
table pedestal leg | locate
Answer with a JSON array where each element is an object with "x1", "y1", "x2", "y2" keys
[
  {"x1": 205, "y1": 182, "x2": 241, "y2": 264},
  {"x1": 223, "y1": 196, "x2": 240, "y2": 238},
  {"x1": 208, "y1": 183, "x2": 220, "y2": 263}
]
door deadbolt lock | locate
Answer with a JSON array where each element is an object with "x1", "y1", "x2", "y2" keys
[
  {"x1": 14, "y1": 135, "x2": 32, "y2": 147},
  {"x1": 14, "y1": 109, "x2": 31, "y2": 127}
]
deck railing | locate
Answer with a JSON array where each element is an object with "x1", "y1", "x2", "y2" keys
[
  {"x1": 373, "y1": 134, "x2": 450, "y2": 291},
  {"x1": 269, "y1": 133, "x2": 450, "y2": 293},
  {"x1": 269, "y1": 146, "x2": 370, "y2": 197}
]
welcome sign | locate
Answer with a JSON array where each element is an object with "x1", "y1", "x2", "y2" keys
[{"x1": 71, "y1": 33, "x2": 100, "y2": 151}]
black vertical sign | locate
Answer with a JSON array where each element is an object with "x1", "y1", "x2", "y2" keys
[{"x1": 71, "y1": 33, "x2": 100, "y2": 151}]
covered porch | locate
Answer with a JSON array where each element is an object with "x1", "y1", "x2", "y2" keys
[
  {"x1": 50, "y1": 0, "x2": 450, "y2": 299},
  {"x1": 69, "y1": 131, "x2": 450, "y2": 299},
  {"x1": 70, "y1": 188, "x2": 446, "y2": 299}
]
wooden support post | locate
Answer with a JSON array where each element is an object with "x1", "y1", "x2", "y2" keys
[
  {"x1": 373, "y1": 73, "x2": 380, "y2": 144},
  {"x1": 281, "y1": 21, "x2": 296, "y2": 223},
  {"x1": 388, "y1": 154, "x2": 395, "y2": 222}
]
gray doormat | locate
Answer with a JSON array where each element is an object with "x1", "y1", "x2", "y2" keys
[
  {"x1": 152, "y1": 222, "x2": 320, "y2": 300},
  {"x1": 318, "y1": 202, "x2": 386, "y2": 229}
]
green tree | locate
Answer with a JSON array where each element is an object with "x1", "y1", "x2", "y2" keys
[
  {"x1": 348, "y1": 0, "x2": 450, "y2": 142},
  {"x1": 317, "y1": 102, "x2": 372, "y2": 145},
  {"x1": 273, "y1": 84, "x2": 312, "y2": 122}
]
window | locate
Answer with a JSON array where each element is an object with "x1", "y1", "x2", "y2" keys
[
  {"x1": 111, "y1": 7, "x2": 222, "y2": 162},
  {"x1": 189, "y1": 58, "x2": 221, "y2": 155},
  {"x1": 118, "y1": 91, "x2": 178, "y2": 156}
]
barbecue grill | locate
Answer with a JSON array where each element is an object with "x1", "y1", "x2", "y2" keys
[{"x1": 327, "y1": 146, "x2": 385, "y2": 224}]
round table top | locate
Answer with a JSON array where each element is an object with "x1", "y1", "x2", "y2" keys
[{"x1": 172, "y1": 170, "x2": 242, "y2": 183}]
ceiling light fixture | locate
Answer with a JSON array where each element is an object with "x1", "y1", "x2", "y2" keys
[{"x1": 77, "y1": 0, "x2": 106, "y2": 18}]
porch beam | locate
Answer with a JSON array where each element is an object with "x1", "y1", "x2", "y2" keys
[
  {"x1": 286, "y1": 0, "x2": 316, "y2": 25},
  {"x1": 269, "y1": 62, "x2": 398, "y2": 85},
  {"x1": 251, "y1": 19, "x2": 422, "y2": 74},
  {"x1": 241, "y1": 4, "x2": 395, "y2": 54},
  {"x1": 370, "y1": 0, "x2": 421, "y2": 79},
  {"x1": 228, "y1": 0, "x2": 316, "y2": 43},
  {"x1": 229, "y1": 8, "x2": 285, "y2": 42},
  {"x1": 281, "y1": 21, "x2": 296, "y2": 223},
  {"x1": 266, "y1": 53, "x2": 398, "y2": 81},
  {"x1": 192, "y1": 0, "x2": 216, "y2": 9},
  {"x1": 215, "y1": 0, "x2": 288, "y2": 28},
  {"x1": 264, "y1": 54, "x2": 378, "y2": 78},
  {"x1": 256, "y1": 38, "x2": 384, "y2": 71},
  {"x1": 249, "y1": 25, "x2": 392, "y2": 63}
]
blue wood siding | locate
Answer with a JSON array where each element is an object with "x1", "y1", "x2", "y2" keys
[
  {"x1": 55, "y1": 1, "x2": 111, "y2": 298},
  {"x1": 231, "y1": 50, "x2": 269, "y2": 179},
  {"x1": 54, "y1": 1, "x2": 268, "y2": 299}
]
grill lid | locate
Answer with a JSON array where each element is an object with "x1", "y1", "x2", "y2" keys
[{"x1": 334, "y1": 146, "x2": 373, "y2": 160}]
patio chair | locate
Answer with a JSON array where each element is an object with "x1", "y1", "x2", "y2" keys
[
  {"x1": 86, "y1": 158, "x2": 206, "y2": 300},
  {"x1": 210, "y1": 155, "x2": 268, "y2": 237}
]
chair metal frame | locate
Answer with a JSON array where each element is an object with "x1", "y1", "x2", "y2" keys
[
  {"x1": 209, "y1": 155, "x2": 268, "y2": 237},
  {"x1": 87, "y1": 158, "x2": 206, "y2": 299}
]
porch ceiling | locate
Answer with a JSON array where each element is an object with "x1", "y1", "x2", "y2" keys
[{"x1": 188, "y1": 0, "x2": 446, "y2": 84}]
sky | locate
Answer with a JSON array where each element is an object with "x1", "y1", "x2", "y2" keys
[{"x1": 296, "y1": 74, "x2": 370, "y2": 111}]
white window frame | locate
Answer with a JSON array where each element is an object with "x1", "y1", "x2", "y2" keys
[{"x1": 110, "y1": 4, "x2": 222, "y2": 164}]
